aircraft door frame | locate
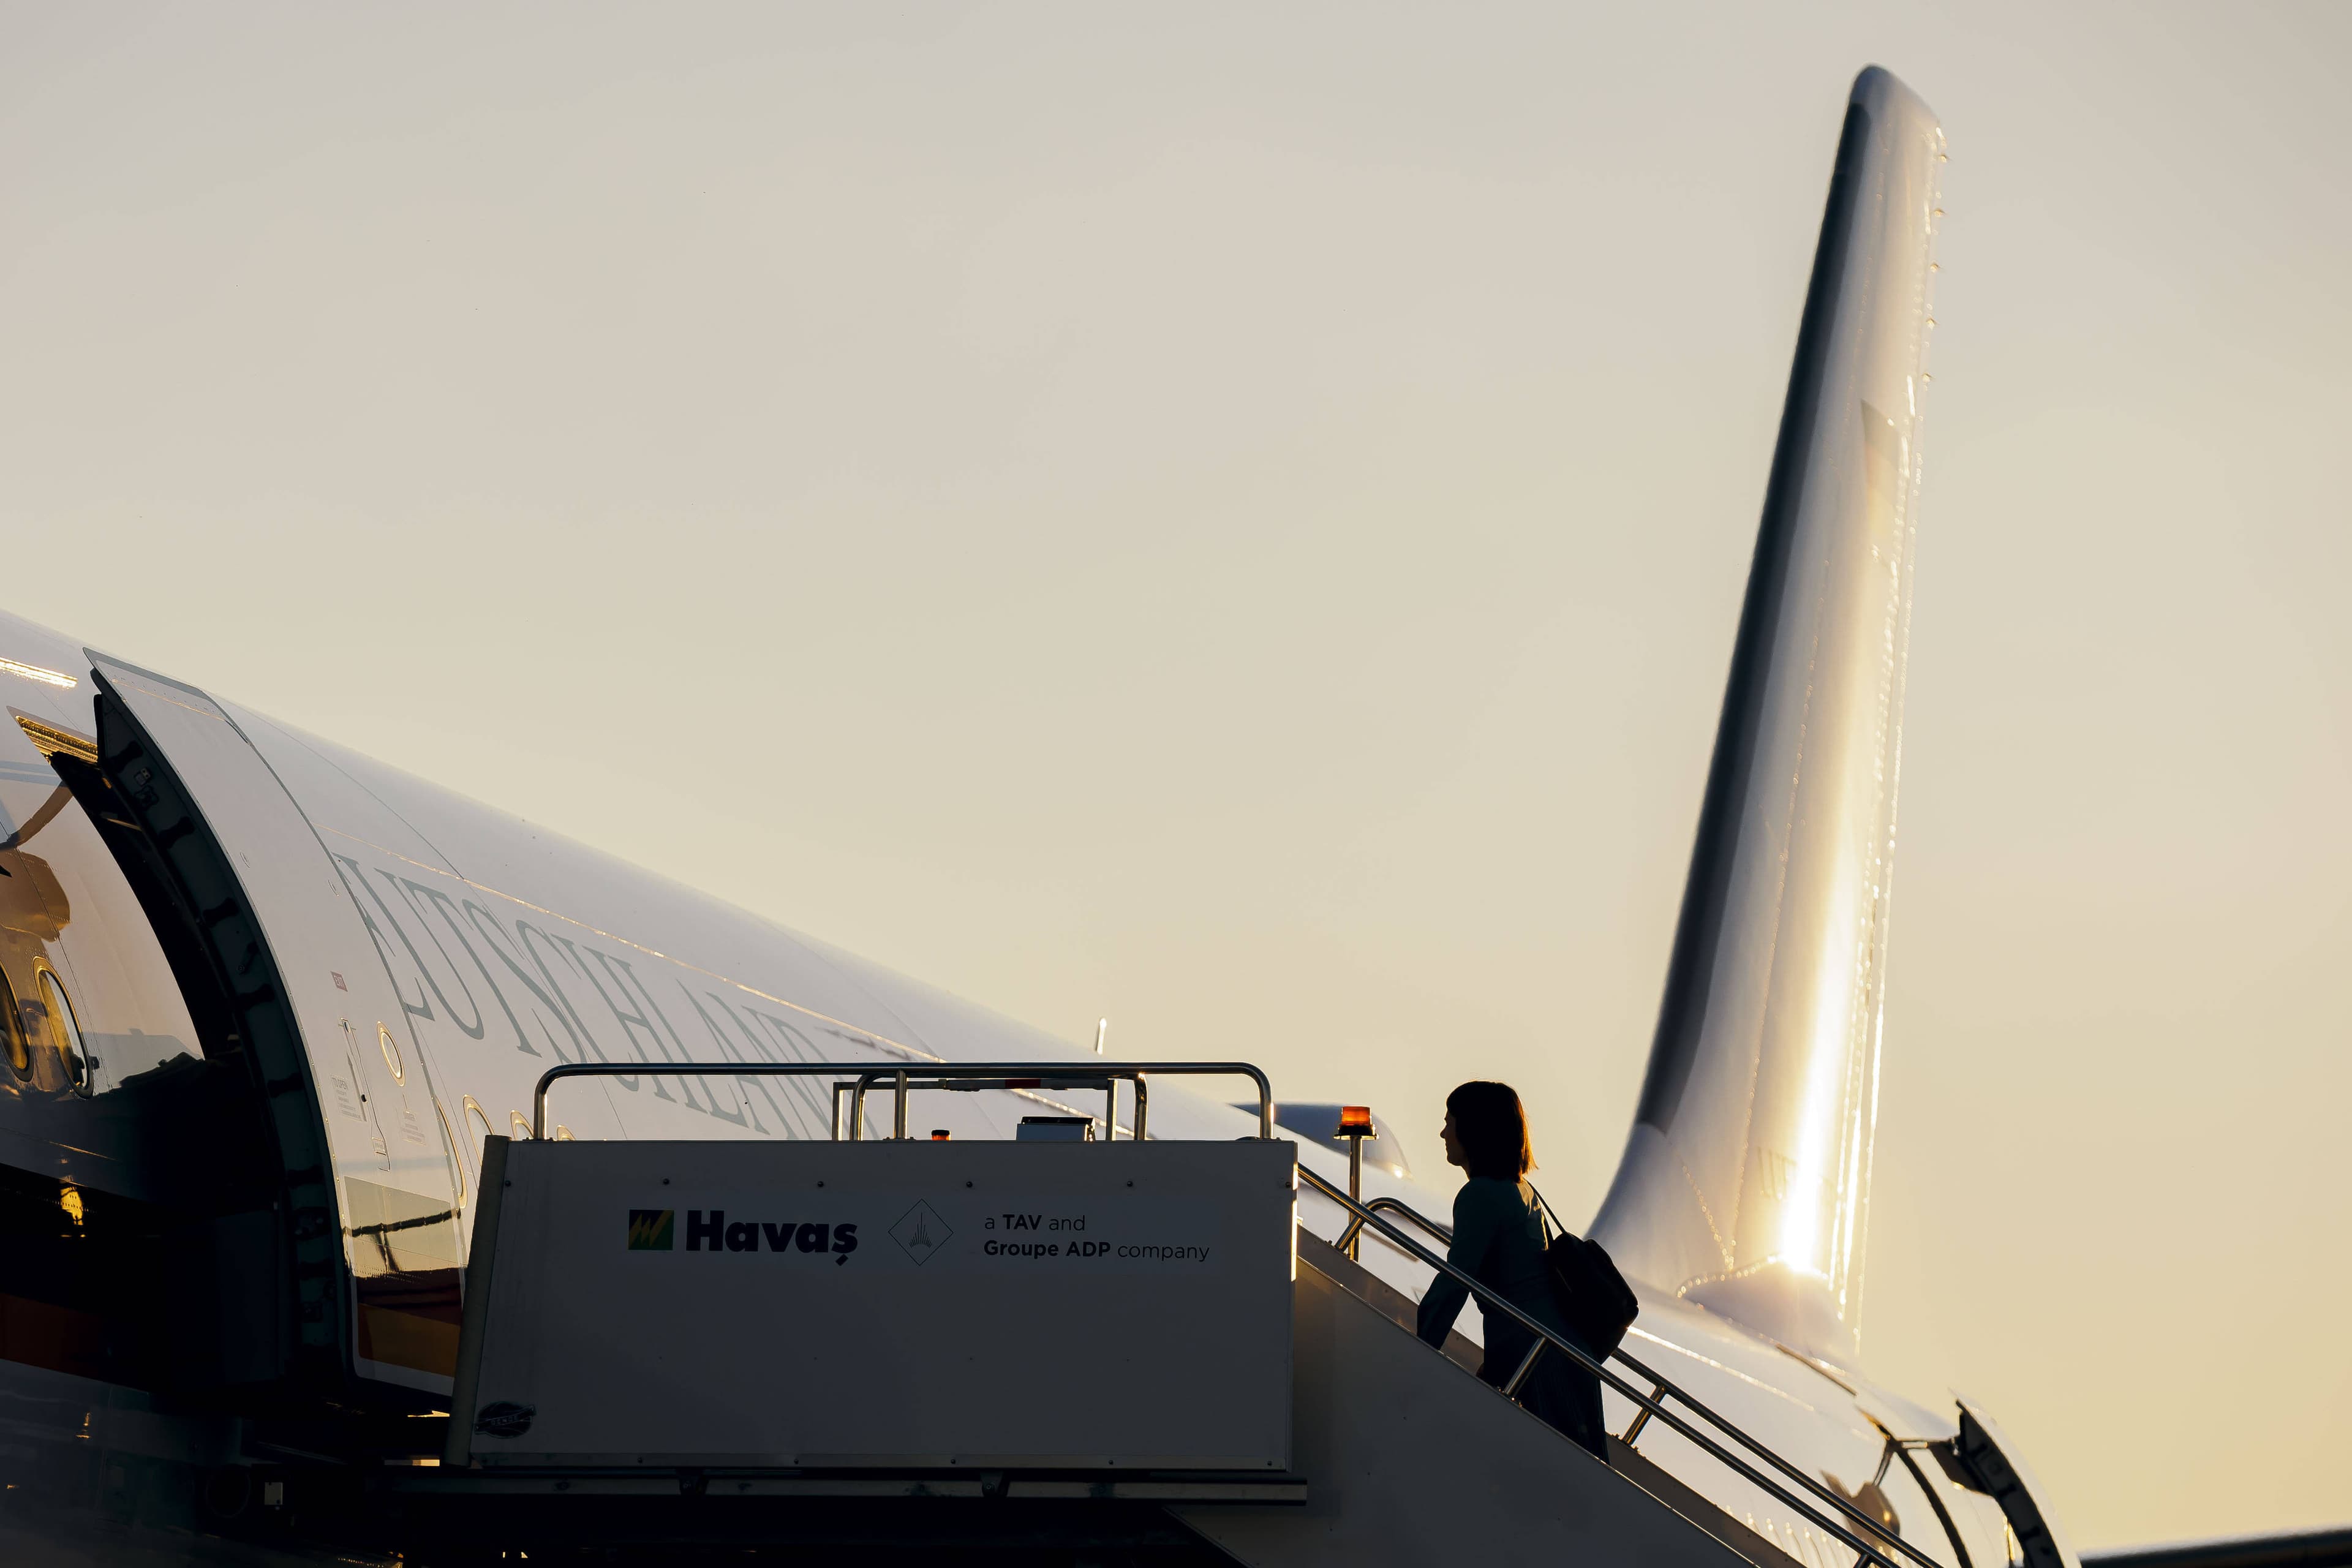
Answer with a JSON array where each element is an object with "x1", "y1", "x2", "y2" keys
[{"x1": 88, "y1": 654, "x2": 467, "y2": 1396}]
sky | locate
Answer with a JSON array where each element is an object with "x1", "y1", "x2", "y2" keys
[{"x1": 1, "y1": 1, "x2": 2346, "y2": 1548}]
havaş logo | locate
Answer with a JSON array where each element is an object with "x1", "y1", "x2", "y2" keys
[{"x1": 631, "y1": 1208, "x2": 861, "y2": 1261}]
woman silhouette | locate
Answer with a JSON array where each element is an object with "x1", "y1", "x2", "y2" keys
[{"x1": 1414, "y1": 1080, "x2": 1606, "y2": 1457}]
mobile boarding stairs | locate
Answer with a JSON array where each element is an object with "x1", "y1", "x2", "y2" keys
[{"x1": 381, "y1": 1060, "x2": 1952, "y2": 1567}]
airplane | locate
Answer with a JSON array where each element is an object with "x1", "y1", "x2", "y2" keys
[{"x1": 0, "y1": 62, "x2": 2334, "y2": 1568}]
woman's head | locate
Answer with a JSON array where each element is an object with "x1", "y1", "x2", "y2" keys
[{"x1": 1442, "y1": 1080, "x2": 1533, "y2": 1182}]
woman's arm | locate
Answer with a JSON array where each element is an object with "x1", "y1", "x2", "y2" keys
[{"x1": 1415, "y1": 1185, "x2": 1498, "y2": 1347}]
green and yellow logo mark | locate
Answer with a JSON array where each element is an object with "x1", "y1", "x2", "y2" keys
[{"x1": 627, "y1": 1208, "x2": 675, "y2": 1251}]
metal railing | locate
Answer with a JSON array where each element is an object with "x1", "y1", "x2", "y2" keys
[
  {"x1": 1325, "y1": 1188, "x2": 1685, "y2": 1441},
  {"x1": 1335, "y1": 1194, "x2": 1453, "y2": 1256},
  {"x1": 845, "y1": 1066, "x2": 1161, "y2": 1144},
  {"x1": 826, "y1": 1070, "x2": 1153, "y2": 1143},
  {"x1": 1295, "y1": 1166, "x2": 1939, "y2": 1568},
  {"x1": 531, "y1": 1059, "x2": 1273, "y2": 1143},
  {"x1": 529, "y1": 1057, "x2": 1926, "y2": 1568}
]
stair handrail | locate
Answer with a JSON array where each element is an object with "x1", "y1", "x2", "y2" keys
[
  {"x1": 1296, "y1": 1166, "x2": 1937, "y2": 1568},
  {"x1": 1335, "y1": 1195, "x2": 1453, "y2": 1256}
]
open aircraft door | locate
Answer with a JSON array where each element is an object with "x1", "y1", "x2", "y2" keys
[{"x1": 86, "y1": 653, "x2": 468, "y2": 1396}]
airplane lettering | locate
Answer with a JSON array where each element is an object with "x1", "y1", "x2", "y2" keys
[
  {"x1": 612, "y1": 957, "x2": 748, "y2": 1128},
  {"x1": 551, "y1": 935, "x2": 690, "y2": 1107},
  {"x1": 316, "y1": 843, "x2": 881, "y2": 1141},
  {"x1": 328, "y1": 853, "x2": 436, "y2": 1030},
  {"x1": 462, "y1": 899, "x2": 583, "y2": 1061},
  {"x1": 682, "y1": 988, "x2": 819, "y2": 1139},
  {"x1": 314, "y1": 843, "x2": 903, "y2": 1147},
  {"x1": 353, "y1": 865, "x2": 480, "y2": 1038},
  {"x1": 380, "y1": 873, "x2": 489, "y2": 1039},
  {"x1": 519, "y1": 922, "x2": 627, "y2": 1083},
  {"x1": 744, "y1": 1006, "x2": 837, "y2": 1130}
]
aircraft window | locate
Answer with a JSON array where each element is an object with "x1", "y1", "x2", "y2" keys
[
  {"x1": 432, "y1": 1097, "x2": 467, "y2": 1209},
  {"x1": 463, "y1": 1095, "x2": 494, "y2": 1151},
  {"x1": 37, "y1": 969, "x2": 89, "y2": 1095},
  {"x1": 377, "y1": 1023, "x2": 405, "y2": 1085},
  {"x1": 0, "y1": 969, "x2": 26, "y2": 1079}
]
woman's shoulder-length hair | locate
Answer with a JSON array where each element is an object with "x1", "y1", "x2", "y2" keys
[{"x1": 1446, "y1": 1080, "x2": 1533, "y2": 1182}]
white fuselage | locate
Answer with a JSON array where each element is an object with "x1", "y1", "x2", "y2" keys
[{"x1": 0, "y1": 606, "x2": 2008, "y2": 1566}]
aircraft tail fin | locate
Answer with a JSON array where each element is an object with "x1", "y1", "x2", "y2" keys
[{"x1": 1587, "y1": 67, "x2": 1944, "y2": 1365}]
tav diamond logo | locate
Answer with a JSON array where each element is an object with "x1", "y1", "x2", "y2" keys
[{"x1": 889, "y1": 1200, "x2": 952, "y2": 1265}]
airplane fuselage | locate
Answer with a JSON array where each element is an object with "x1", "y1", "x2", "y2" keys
[{"x1": 0, "y1": 609, "x2": 2022, "y2": 1567}]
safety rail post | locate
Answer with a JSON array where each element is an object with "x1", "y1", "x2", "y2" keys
[
  {"x1": 1346, "y1": 1132, "x2": 1360, "y2": 1258},
  {"x1": 1502, "y1": 1336, "x2": 1547, "y2": 1398},
  {"x1": 1619, "y1": 1379, "x2": 1671, "y2": 1446},
  {"x1": 1294, "y1": 1165, "x2": 1947, "y2": 1568}
]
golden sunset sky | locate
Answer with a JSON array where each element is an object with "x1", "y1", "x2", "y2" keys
[{"x1": 1, "y1": 3, "x2": 2344, "y2": 1547}]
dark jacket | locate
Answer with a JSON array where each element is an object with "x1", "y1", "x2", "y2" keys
[
  {"x1": 1415, "y1": 1175, "x2": 1605, "y2": 1457},
  {"x1": 1415, "y1": 1177, "x2": 1564, "y2": 1349}
]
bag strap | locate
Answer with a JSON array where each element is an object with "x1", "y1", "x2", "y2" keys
[{"x1": 1526, "y1": 1182, "x2": 1562, "y2": 1243}]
